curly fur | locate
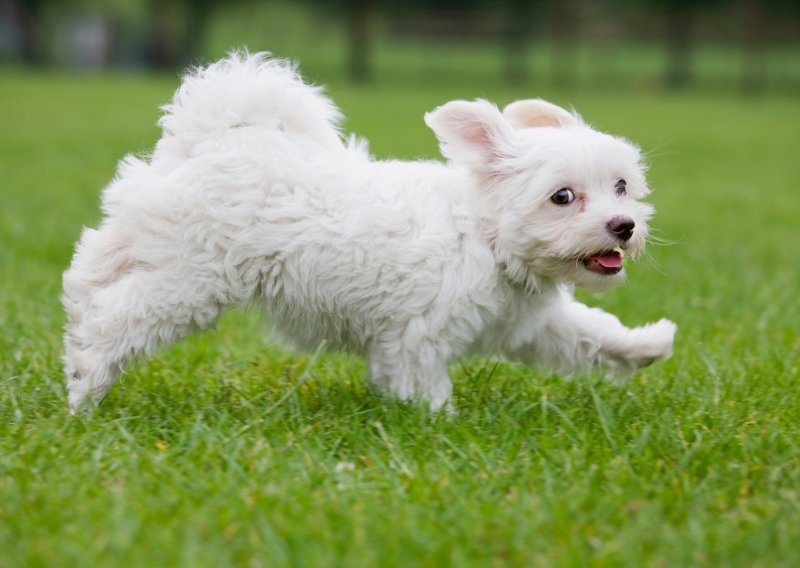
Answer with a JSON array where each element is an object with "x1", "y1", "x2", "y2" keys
[{"x1": 62, "y1": 51, "x2": 676, "y2": 412}]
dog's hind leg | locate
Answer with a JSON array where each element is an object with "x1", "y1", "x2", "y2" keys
[
  {"x1": 367, "y1": 324, "x2": 454, "y2": 411},
  {"x1": 62, "y1": 259, "x2": 226, "y2": 412}
]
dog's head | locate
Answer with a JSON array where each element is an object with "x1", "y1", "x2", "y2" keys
[{"x1": 425, "y1": 98, "x2": 653, "y2": 292}]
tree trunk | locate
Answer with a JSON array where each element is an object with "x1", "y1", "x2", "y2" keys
[
  {"x1": 551, "y1": 0, "x2": 579, "y2": 87},
  {"x1": 741, "y1": 0, "x2": 768, "y2": 94},
  {"x1": 346, "y1": 0, "x2": 372, "y2": 83},
  {"x1": 147, "y1": 0, "x2": 178, "y2": 69},
  {"x1": 16, "y1": 0, "x2": 46, "y2": 65},
  {"x1": 504, "y1": 0, "x2": 533, "y2": 85},
  {"x1": 664, "y1": 0, "x2": 694, "y2": 89},
  {"x1": 181, "y1": 0, "x2": 212, "y2": 65}
]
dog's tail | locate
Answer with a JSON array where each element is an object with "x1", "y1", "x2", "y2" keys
[{"x1": 158, "y1": 50, "x2": 344, "y2": 153}]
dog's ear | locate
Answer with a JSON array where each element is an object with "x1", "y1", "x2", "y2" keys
[
  {"x1": 424, "y1": 100, "x2": 517, "y2": 176},
  {"x1": 503, "y1": 99, "x2": 580, "y2": 129}
]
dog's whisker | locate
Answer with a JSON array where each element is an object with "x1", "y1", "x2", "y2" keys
[
  {"x1": 643, "y1": 150, "x2": 680, "y2": 160},
  {"x1": 642, "y1": 139, "x2": 677, "y2": 161},
  {"x1": 642, "y1": 248, "x2": 661, "y2": 270},
  {"x1": 645, "y1": 233, "x2": 679, "y2": 247}
]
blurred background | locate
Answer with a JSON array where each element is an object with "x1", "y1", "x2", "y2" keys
[
  {"x1": 1, "y1": 0, "x2": 799, "y2": 93},
  {"x1": 1, "y1": 6, "x2": 799, "y2": 564}
]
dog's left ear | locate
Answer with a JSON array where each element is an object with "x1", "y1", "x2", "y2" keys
[
  {"x1": 503, "y1": 99, "x2": 580, "y2": 129},
  {"x1": 425, "y1": 100, "x2": 517, "y2": 177}
]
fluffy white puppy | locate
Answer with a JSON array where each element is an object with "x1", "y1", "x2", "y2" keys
[{"x1": 62, "y1": 52, "x2": 676, "y2": 412}]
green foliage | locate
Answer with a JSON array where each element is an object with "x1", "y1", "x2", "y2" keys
[{"x1": 0, "y1": 54, "x2": 799, "y2": 566}]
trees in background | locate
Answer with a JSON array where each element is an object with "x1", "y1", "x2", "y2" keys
[
  {"x1": 662, "y1": 0, "x2": 695, "y2": 88},
  {"x1": 4, "y1": 0, "x2": 231, "y2": 68},
  {"x1": 10, "y1": 0, "x2": 46, "y2": 65},
  {"x1": 321, "y1": 0, "x2": 794, "y2": 90},
  {"x1": 1, "y1": 0, "x2": 797, "y2": 92},
  {"x1": 146, "y1": 0, "x2": 226, "y2": 68}
]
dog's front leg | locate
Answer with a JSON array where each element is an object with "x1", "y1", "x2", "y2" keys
[{"x1": 508, "y1": 298, "x2": 677, "y2": 379}]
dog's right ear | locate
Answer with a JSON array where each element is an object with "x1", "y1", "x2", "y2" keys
[
  {"x1": 424, "y1": 100, "x2": 516, "y2": 177},
  {"x1": 503, "y1": 99, "x2": 580, "y2": 129}
]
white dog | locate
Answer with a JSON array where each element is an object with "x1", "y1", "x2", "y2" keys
[{"x1": 62, "y1": 51, "x2": 676, "y2": 412}]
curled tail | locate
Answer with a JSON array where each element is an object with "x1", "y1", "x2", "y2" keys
[{"x1": 158, "y1": 51, "x2": 345, "y2": 153}]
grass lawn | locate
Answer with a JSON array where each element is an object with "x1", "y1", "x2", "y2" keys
[{"x1": 1, "y1": 58, "x2": 799, "y2": 566}]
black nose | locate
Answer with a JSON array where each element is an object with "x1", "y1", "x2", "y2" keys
[{"x1": 607, "y1": 216, "x2": 635, "y2": 241}]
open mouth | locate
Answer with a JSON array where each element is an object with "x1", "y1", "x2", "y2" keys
[{"x1": 583, "y1": 250, "x2": 623, "y2": 275}]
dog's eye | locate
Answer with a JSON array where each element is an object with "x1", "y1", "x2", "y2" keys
[
  {"x1": 551, "y1": 188, "x2": 575, "y2": 205},
  {"x1": 615, "y1": 179, "x2": 627, "y2": 195}
]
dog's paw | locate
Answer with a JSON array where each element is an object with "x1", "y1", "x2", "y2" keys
[
  {"x1": 67, "y1": 372, "x2": 91, "y2": 414},
  {"x1": 627, "y1": 318, "x2": 677, "y2": 368},
  {"x1": 601, "y1": 318, "x2": 677, "y2": 379}
]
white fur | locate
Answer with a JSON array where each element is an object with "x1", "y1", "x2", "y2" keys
[{"x1": 62, "y1": 51, "x2": 676, "y2": 412}]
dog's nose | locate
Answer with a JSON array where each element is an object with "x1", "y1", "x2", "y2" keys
[{"x1": 607, "y1": 216, "x2": 635, "y2": 241}]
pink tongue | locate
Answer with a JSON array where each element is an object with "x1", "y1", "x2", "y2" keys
[{"x1": 594, "y1": 251, "x2": 622, "y2": 268}]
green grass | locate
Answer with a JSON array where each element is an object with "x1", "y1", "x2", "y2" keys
[{"x1": 1, "y1": 55, "x2": 799, "y2": 567}]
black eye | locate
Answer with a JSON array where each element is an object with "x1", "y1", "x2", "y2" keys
[
  {"x1": 551, "y1": 187, "x2": 575, "y2": 205},
  {"x1": 615, "y1": 179, "x2": 627, "y2": 195}
]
